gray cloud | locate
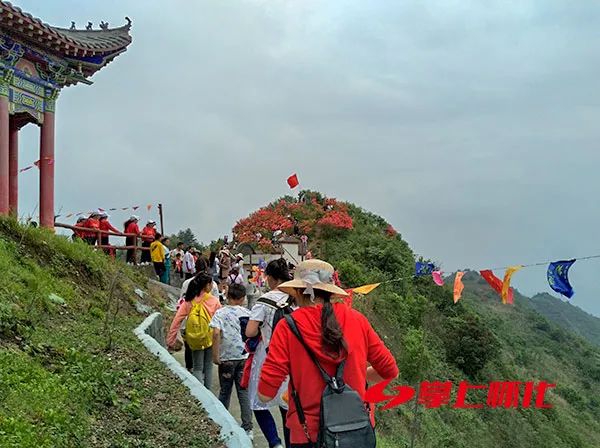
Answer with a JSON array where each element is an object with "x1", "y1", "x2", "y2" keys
[{"x1": 14, "y1": 0, "x2": 600, "y2": 316}]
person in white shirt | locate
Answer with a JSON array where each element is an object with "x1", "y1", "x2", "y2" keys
[
  {"x1": 234, "y1": 253, "x2": 247, "y2": 283},
  {"x1": 183, "y1": 247, "x2": 196, "y2": 279},
  {"x1": 170, "y1": 241, "x2": 185, "y2": 260}
]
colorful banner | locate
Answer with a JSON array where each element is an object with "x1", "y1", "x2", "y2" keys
[
  {"x1": 480, "y1": 270, "x2": 514, "y2": 304},
  {"x1": 454, "y1": 272, "x2": 465, "y2": 303},
  {"x1": 56, "y1": 203, "x2": 157, "y2": 220},
  {"x1": 502, "y1": 266, "x2": 522, "y2": 304},
  {"x1": 416, "y1": 262, "x2": 435, "y2": 277},
  {"x1": 547, "y1": 259, "x2": 576, "y2": 299},
  {"x1": 432, "y1": 271, "x2": 444, "y2": 286},
  {"x1": 353, "y1": 283, "x2": 381, "y2": 295}
]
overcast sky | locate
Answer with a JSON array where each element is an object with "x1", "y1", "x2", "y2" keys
[{"x1": 15, "y1": 1, "x2": 600, "y2": 317}]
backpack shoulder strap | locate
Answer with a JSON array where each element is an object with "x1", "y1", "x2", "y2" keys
[
  {"x1": 256, "y1": 296, "x2": 287, "y2": 309},
  {"x1": 284, "y1": 315, "x2": 334, "y2": 385}
]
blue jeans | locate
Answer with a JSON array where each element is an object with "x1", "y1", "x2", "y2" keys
[
  {"x1": 191, "y1": 346, "x2": 213, "y2": 391},
  {"x1": 218, "y1": 360, "x2": 253, "y2": 431},
  {"x1": 254, "y1": 407, "x2": 290, "y2": 447}
]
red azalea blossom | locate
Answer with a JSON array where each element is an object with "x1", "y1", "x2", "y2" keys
[{"x1": 317, "y1": 211, "x2": 353, "y2": 230}]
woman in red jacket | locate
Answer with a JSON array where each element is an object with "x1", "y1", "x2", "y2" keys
[
  {"x1": 140, "y1": 220, "x2": 157, "y2": 265},
  {"x1": 258, "y1": 259, "x2": 398, "y2": 448},
  {"x1": 123, "y1": 215, "x2": 140, "y2": 265},
  {"x1": 99, "y1": 213, "x2": 120, "y2": 257}
]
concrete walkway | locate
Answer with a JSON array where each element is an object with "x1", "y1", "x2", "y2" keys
[
  {"x1": 172, "y1": 346, "x2": 284, "y2": 448},
  {"x1": 153, "y1": 279, "x2": 285, "y2": 447}
]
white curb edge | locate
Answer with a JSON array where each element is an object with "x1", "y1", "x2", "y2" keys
[{"x1": 134, "y1": 312, "x2": 252, "y2": 448}]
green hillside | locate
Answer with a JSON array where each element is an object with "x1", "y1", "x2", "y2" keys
[
  {"x1": 0, "y1": 218, "x2": 223, "y2": 448},
  {"x1": 234, "y1": 191, "x2": 600, "y2": 448},
  {"x1": 524, "y1": 292, "x2": 600, "y2": 347}
]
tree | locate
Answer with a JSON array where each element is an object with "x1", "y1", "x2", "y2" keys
[{"x1": 169, "y1": 228, "x2": 200, "y2": 248}]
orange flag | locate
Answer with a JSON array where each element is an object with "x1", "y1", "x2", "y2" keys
[
  {"x1": 453, "y1": 272, "x2": 465, "y2": 303},
  {"x1": 353, "y1": 283, "x2": 381, "y2": 295},
  {"x1": 502, "y1": 265, "x2": 522, "y2": 304}
]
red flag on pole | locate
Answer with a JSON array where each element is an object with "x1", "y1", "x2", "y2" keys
[{"x1": 287, "y1": 174, "x2": 299, "y2": 189}]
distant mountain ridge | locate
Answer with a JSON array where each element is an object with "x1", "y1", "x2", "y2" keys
[{"x1": 525, "y1": 292, "x2": 600, "y2": 347}]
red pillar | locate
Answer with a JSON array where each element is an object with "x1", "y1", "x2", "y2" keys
[
  {"x1": 0, "y1": 94, "x2": 8, "y2": 215},
  {"x1": 39, "y1": 111, "x2": 55, "y2": 228},
  {"x1": 9, "y1": 121, "x2": 18, "y2": 216}
]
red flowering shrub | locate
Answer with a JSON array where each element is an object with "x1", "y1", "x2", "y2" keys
[
  {"x1": 232, "y1": 192, "x2": 354, "y2": 246},
  {"x1": 317, "y1": 211, "x2": 353, "y2": 230}
]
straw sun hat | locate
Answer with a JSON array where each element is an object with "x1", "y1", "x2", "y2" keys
[{"x1": 278, "y1": 259, "x2": 348, "y2": 299}]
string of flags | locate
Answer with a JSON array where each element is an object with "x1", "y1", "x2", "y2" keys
[
  {"x1": 57, "y1": 203, "x2": 156, "y2": 220},
  {"x1": 349, "y1": 254, "x2": 600, "y2": 306},
  {"x1": 19, "y1": 157, "x2": 54, "y2": 173}
]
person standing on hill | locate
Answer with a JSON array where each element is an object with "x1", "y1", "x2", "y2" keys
[
  {"x1": 140, "y1": 220, "x2": 157, "y2": 265},
  {"x1": 219, "y1": 247, "x2": 233, "y2": 292},
  {"x1": 234, "y1": 253, "x2": 246, "y2": 282},
  {"x1": 258, "y1": 259, "x2": 399, "y2": 448},
  {"x1": 245, "y1": 258, "x2": 293, "y2": 448},
  {"x1": 161, "y1": 236, "x2": 172, "y2": 284},
  {"x1": 98, "y1": 213, "x2": 120, "y2": 256},
  {"x1": 168, "y1": 273, "x2": 221, "y2": 388},
  {"x1": 150, "y1": 233, "x2": 166, "y2": 280},
  {"x1": 208, "y1": 250, "x2": 220, "y2": 283},
  {"x1": 72, "y1": 217, "x2": 87, "y2": 241},
  {"x1": 83, "y1": 212, "x2": 100, "y2": 246},
  {"x1": 195, "y1": 251, "x2": 209, "y2": 274},
  {"x1": 183, "y1": 247, "x2": 197, "y2": 279},
  {"x1": 170, "y1": 241, "x2": 185, "y2": 261},
  {"x1": 124, "y1": 215, "x2": 140, "y2": 265}
]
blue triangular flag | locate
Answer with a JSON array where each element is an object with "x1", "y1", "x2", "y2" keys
[{"x1": 547, "y1": 259, "x2": 576, "y2": 299}]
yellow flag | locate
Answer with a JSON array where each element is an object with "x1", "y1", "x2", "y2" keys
[
  {"x1": 353, "y1": 283, "x2": 381, "y2": 295},
  {"x1": 502, "y1": 265, "x2": 522, "y2": 304},
  {"x1": 453, "y1": 272, "x2": 465, "y2": 303}
]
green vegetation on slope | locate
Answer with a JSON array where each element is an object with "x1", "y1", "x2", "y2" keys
[
  {"x1": 524, "y1": 292, "x2": 600, "y2": 347},
  {"x1": 235, "y1": 192, "x2": 600, "y2": 448},
  {"x1": 0, "y1": 218, "x2": 223, "y2": 448}
]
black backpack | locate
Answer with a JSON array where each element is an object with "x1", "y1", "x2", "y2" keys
[
  {"x1": 285, "y1": 315, "x2": 376, "y2": 448},
  {"x1": 256, "y1": 295, "x2": 293, "y2": 332}
]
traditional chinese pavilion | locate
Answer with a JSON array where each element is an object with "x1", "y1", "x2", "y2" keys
[{"x1": 0, "y1": 1, "x2": 132, "y2": 227}]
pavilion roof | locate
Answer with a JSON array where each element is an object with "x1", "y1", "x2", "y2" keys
[{"x1": 0, "y1": 1, "x2": 132, "y2": 62}]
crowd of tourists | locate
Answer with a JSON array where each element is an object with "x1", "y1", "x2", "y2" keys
[{"x1": 166, "y1": 257, "x2": 399, "y2": 448}]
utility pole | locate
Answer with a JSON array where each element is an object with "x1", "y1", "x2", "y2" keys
[{"x1": 158, "y1": 203, "x2": 164, "y2": 235}]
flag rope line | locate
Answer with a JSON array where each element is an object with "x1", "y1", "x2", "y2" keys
[{"x1": 352, "y1": 253, "x2": 600, "y2": 290}]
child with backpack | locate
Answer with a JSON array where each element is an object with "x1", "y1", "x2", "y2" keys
[
  {"x1": 209, "y1": 284, "x2": 254, "y2": 438},
  {"x1": 257, "y1": 259, "x2": 398, "y2": 448},
  {"x1": 167, "y1": 273, "x2": 221, "y2": 389},
  {"x1": 245, "y1": 258, "x2": 294, "y2": 448}
]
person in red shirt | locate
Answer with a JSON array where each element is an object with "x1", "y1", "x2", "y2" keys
[
  {"x1": 124, "y1": 215, "x2": 141, "y2": 265},
  {"x1": 83, "y1": 212, "x2": 101, "y2": 246},
  {"x1": 258, "y1": 259, "x2": 398, "y2": 447},
  {"x1": 98, "y1": 213, "x2": 120, "y2": 257},
  {"x1": 140, "y1": 220, "x2": 157, "y2": 265}
]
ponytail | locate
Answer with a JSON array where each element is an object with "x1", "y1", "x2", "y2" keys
[
  {"x1": 184, "y1": 273, "x2": 212, "y2": 301},
  {"x1": 320, "y1": 292, "x2": 344, "y2": 356}
]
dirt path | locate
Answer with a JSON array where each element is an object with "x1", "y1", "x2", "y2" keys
[{"x1": 172, "y1": 350, "x2": 284, "y2": 448}]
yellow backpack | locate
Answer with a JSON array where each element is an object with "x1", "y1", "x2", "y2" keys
[{"x1": 185, "y1": 296, "x2": 213, "y2": 350}]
